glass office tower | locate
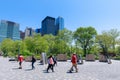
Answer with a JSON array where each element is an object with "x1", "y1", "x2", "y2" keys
[
  {"x1": 41, "y1": 16, "x2": 64, "y2": 36},
  {"x1": 56, "y1": 16, "x2": 64, "y2": 30},
  {"x1": 0, "y1": 20, "x2": 20, "y2": 42},
  {"x1": 41, "y1": 16, "x2": 56, "y2": 35}
]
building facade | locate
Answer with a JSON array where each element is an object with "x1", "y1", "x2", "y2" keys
[
  {"x1": 35, "y1": 28, "x2": 42, "y2": 34},
  {"x1": 0, "y1": 20, "x2": 20, "y2": 42},
  {"x1": 56, "y1": 16, "x2": 64, "y2": 31},
  {"x1": 41, "y1": 16, "x2": 56, "y2": 35},
  {"x1": 25, "y1": 27, "x2": 34, "y2": 38},
  {"x1": 20, "y1": 31, "x2": 25, "y2": 40},
  {"x1": 41, "y1": 16, "x2": 64, "y2": 36}
]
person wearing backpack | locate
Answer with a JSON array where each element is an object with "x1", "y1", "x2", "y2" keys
[
  {"x1": 52, "y1": 56, "x2": 57, "y2": 66},
  {"x1": 31, "y1": 55, "x2": 36, "y2": 69},
  {"x1": 47, "y1": 55, "x2": 54, "y2": 72}
]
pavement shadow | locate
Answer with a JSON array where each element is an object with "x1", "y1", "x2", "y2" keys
[
  {"x1": 43, "y1": 70, "x2": 48, "y2": 73},
  {"x1": 12, "y1": 68, "x2": 20, "y2": 70},
  {"x1": 10, "y1": 61, "x2": 17, "y2": 63},
  {"x1": 38, "y1": 63, "x2": 44, "y2": 65},
  {"x1": 66, "y1": 70, "x2": 78, "y2": 74},
  {"x1": 25, "y1": 68, "x2": 33, "y2": 71}
]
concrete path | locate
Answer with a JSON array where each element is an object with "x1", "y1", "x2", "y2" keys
[{"x1": 0, "y1": 56, "x2": 120, "y2": 80}]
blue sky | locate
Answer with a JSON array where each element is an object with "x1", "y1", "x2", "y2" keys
[{"x1": 0, "y1": 0, "x2": 120, "y2": 34}]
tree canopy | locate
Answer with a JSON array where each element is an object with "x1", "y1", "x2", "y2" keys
[{"x1": 74, "y1": 26, "x2": 97, "y2": 56}]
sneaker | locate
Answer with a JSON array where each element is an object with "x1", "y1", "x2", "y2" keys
[
  {"x1": 46, "y1": 70, "x2": 49, "y2": 73},
  {"x1": 69, "y1": 70, "x2": 72, "y2": 73},
  {"x1": 19, "y1": 67, "x2": 22, "y2": 69}
]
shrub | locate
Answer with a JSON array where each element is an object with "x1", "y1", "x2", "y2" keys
[
  {"x1": 8, "y1": 52, "x2": 15, "y2": 57},
  {"x1": 114, "y1": 56, "x2": 120, "y2": 60},
  {"x1": 35, "y1": 55, "x2": 41, "y2": 60},
  {"x1": 22, "y1": 50, "x2": 32, "y2": 56}
]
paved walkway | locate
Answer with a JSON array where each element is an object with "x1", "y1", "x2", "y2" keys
[{"x1": 0, "y1": 56, "x2": 120, "y2": 80}]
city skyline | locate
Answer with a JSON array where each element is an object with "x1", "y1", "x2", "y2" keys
[
  {"x1": 0, "y1": 20, "x2": 20, "y2": 42},
  {"x1": 0, "y1": 0, "x2": 120, "y2": 34}
]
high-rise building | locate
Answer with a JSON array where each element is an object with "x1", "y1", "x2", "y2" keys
[
  {"x1": 35, "y1": 28, "x2": 42, "y2": 34},
  {"x1": 41, "y1": 16, "x2": 64, "y2": 36},
  {"x1": 20, "y1": 31, "x2": 25, "y2": 40},
  {"x1": 56, "y1": 16, "x2": 64, "y2": 30},
  {"x1": 25, "y1": 27, "x2": 34, "y2": 37},
  {"x1": 0, "y1": 20, "x2": 20, "y2": 42},
  {"x1": 41, "y1": 16, "x2": 56, "y2": 35}
]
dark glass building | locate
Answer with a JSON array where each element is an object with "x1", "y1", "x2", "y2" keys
[
  {"x1": 41, "y1": 16, "x2": 56, "y2": 35},
  {"x1": 20, "y1": 31, "x2": 25, "y2": 40},
  {"x1": 41, "y1": 16, "x2": 64, "y2": 36},
  {"x1": 35, "y1": 28, "x2": 42, "y2": 34}
]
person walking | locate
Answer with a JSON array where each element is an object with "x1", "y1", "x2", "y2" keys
[
  {"x1": 52, "y1": 56, "x2": 57, "y2": 66},
  {"x1": 31, "y1": 55, "x2": 36, "y2": 69},
  {"x1": 47, "y1": 55, "x2": 54, "y2": 72},
  {"x1": 69, "y1": 53, "x2": 78, "y2": 73},
  {"x1": 18, "y1": 54, "x2": 24, "y2": 69}
]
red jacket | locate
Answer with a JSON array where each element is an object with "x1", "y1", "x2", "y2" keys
[
  {"x1": 71, "y1": 55, "x2": 77, "y2": 64},
  {"x1": 18, "y1": 56, "x2": 24, "y2": 62}
]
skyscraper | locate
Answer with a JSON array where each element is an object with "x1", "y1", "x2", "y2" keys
[
  {"x1": 20, "y1": 31, "x2": 25, "y2": 40},
  {"x1": 35, "y1": 28, "x2": 42, "y2": 34},
  {"x1": 25, "y1": 27, "x2": 34, "y2": 38},
  {"x1": 41, "y1": 16, "x2": 64, "y2": 36},
  {"x1": 56, "y1": 16, "x2": 64, "y2": 30},
  {"x1": 0, "y1": 20, "x2": 20, "y2": 42},
  {"x1": 41, "y1": 16, "x2": 56, "y2": 35}
]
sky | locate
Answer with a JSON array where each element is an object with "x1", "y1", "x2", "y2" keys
[{"x1": 0, "y1": 0, "x2": 120, "y2": 34}]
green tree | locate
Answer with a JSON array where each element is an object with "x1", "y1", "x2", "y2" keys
[
  {"x1": 55, "y1": 29, "x2": 73, "y2": 55},
  {"x1": 108, "y1": 29, "x2": 120, "y2": 52},
  {"x1": 96, "y1": 31, "x2": 112, "y2": 55},
  {"x1": 1, "y1": 39, "x2": 14, "y2": 56},
  {"x1": 116, "y1": 46, "x2": 120, "y2": 56},
  {"x1": 74, "y1": 26, "x2": 97, "y2": 56},
  {"x1": 54, "y1": 40, "x2": 68, "y2": 55},
  {"x1": 42, "y1": 34, "x2": 55, "y2": 54},
  {"x1": 20, "y1": 40, "x2": 28, "y2": 56},
  {"x1": 33, "y1": 34, "x2": 49, "y2": 54},
  {"x1": 57, "y1": 29, "x2": 73, "y2": 46},
  {"x1": 24, "y1": 37, "x2": 35, "y2": 53},
  {"x1": 12, "y1": 40, "x2": 22, "y2": 56}
]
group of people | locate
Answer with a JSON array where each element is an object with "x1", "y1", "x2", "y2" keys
[
  {"x1": 17, "y1": 53, "x2": 78, "y2": 73},
  {"x1": 18, "y1": 54, "x2": 36, "y2": 69}
]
